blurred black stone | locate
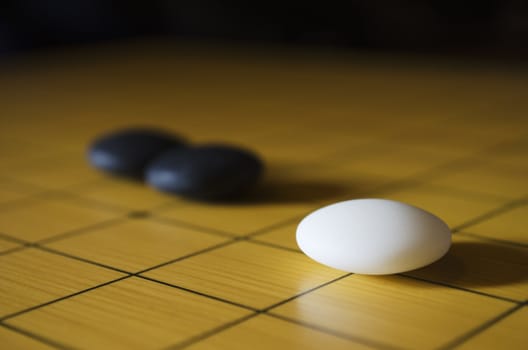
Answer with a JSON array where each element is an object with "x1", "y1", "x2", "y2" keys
[
  {"x1": 146, "y1": 145, "x2": 264, "y2": 201},
  {"x1": 88, "y1": 127, "x2": 186, "y2": 179}
]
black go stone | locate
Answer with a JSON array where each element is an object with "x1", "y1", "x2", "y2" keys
[
  {"x1": 146, "y1": 145, "x2": 264, "y2": 200},
  {"x1": 88, "y1": 128, "x2": 186, "y2": 179}
]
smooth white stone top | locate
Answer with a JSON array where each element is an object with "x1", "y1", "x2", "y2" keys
[{"x1": 296, "y1": 199, "x2": 451, "y2": 275}]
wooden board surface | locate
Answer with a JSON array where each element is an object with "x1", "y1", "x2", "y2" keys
[{"x1": 0, "y1": 41, "x2": 527, "y2": 350}]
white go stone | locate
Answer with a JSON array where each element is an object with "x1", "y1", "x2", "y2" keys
[{"x1": 296, "y1": 198, "x2": 451, "y2": 275}]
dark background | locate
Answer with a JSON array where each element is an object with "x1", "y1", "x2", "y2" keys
[{"x1": 1, "y1": 1, "x2": 528, "y2": 57}]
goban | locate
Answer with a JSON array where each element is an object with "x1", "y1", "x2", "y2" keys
[{"x1": 0, "y1": 42, "x2": 526, "y2": 350}]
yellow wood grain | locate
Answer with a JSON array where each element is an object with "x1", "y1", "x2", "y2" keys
[
  {"x1": 381, "y1": 183, "x2": 507, "y2": 228},
  {"x1": 74, "y1": 177, "x2": 177, "y2": 211},
  {"x1": 482, "y1": 139, "x2": 528, "y2": 171},
  {"x1": 0, "y1": 42, "x2": 527, "y2": 349},
  {"x1": 143, "y1": 241, "x2": 345, "y2": 309},
  {"x1": 463, "y1": 204, "x2": 528, "y2": 244},
  {"x1": 383, "y1": 122, "x2": 524, "y2": 157},
  {"x1": 0, "y1": 186, "x2": 28, "y2": 205},
  {"x1": 0, "y1": 137, "x2": 66, "y2": 172},
  {"x1": 0, "y1": 248, "x2": 123, "y2": 316},
  {"x1": 186, "y1": 314, "x2": 370, "y2": 350},
  {"x1": 0, "y1": 179, "x2": 38, "y2": 205},
  {"x1": 429, "y1": 160, "x2": 528, "y2": 199},
  {"x1": 6, "y1": 277, "x2": 251, "y2": 350},
  {"x1": 46, "y1": 218, "x2": 228, "y2": 272},
  {"x1": 0, "y1": 327, "x2": 56, "y2": 350},
  {"x1": 458, "y1": 306, "x2": 528, "y2": 350},
  {"x1": 252, "y1": 223, "x2": 299, "y2": 251},
  {"x1": 0, "y1": 196, "x2": 119, "y2": 242},
  {"x1": 156, "y1": 202, "x2": 318, "y2": 236},
  {"x1": 272, "y1": 274, "x2": 515, "y2": 349},
  {"x1": 0, "y1": 237, "x2": 21, "y2": 253},
  {"x1": 253, "y1": 133, "x2": 377, "y2": 163},
  {"x1": 12, "y1": 156, "x2": 102, "y2": 190},
  {"x1": 326, "y1": 143, "x2": 459, "y2": 179},
  {"x1": 406, "y1": 234, "x2": 528, "y2": 301}
]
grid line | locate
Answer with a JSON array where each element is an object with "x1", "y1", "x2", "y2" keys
[
  {"x1": 438, "y1": 302, "x2": 527, "y2": 350},
  {"x1": 452, "y1": 197, "x2": 527, "y2": 233},
  {"x1": 136, "y1": 275, "x2": 259, "y2": 312},
  {"x1": 398, "y1": 274, "x2": 522, "y2": 304},
  {"x1": 0, "y1": 322, "x2": 74, "y2": 350},
  {"x1": 165, "y1": 313, "x2": 260, "y2": 350},
  {"x1": 1, "y1": 128, "x2": 526, "y2": 350},
  {"x1": 0, "y1": 275, "x2": 130, "y2": 322},
  {"x1": 2, "y1": 212, "x2": 522, "y2": 329},
  {"x1": 0, "y1": 231, "x2": 28, "y2": 244},
  {"x1": 37, "y1": 245, "x2": 132, "y2": 274},
  {"x1": 266, "y1": 313, "x2": 401, "y2": 350},
  {"x1": 457, "y1": 231, "x2": 528, "y2": 249},
  {"x1": 0, "y1": 245, "x2": 29, "y2": 257},
  {"x1": 165, "y1": 273, "x2": 354, "y2": 349},
  {"x1": 36, "y1": 217, "x2": 129, "y2": 245}
]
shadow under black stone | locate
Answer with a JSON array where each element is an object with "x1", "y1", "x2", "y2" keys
[{"x1": 213, "y1": 179, "x2": 352, "y2": 205}]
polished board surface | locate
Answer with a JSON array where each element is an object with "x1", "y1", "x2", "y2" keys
[{"x1": 0, "y1": 42, "x2": 526, "y2": 349}]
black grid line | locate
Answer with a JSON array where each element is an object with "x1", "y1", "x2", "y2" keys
[
  {"x1": 36, "y1": 245, "x2": 131, "y2": 274},
  {"x1": 452, "y1": 197, "x2": 527, "y2": 233},
  {"x1": 164, "y1": 273, "x2": 354, "y2": 349},
  {"x1": 30, "y1": 229, "x2": 528, "y2": 315},
  {"x1": 438, "y1": 302, "x2": 527, "y2": 350},
  {"x1": 26, "y1": 167, "x2": 182, "y2": 213},
  {"x1": 50, "y1": 191, "x2": 132, "y2": 214},
  {"x1": 149, "y1": 215, "x2": 236, "y2": 238},
  {"x1": 244, "y1": 239, "x2": 527, "y2": 305},
  {"x1": 0, "y1": 180, "x2": 169, "y2": 218},
  {"x1": 248, "y1": 232, "x2": 527, "y2": 307},
  {"x1": 144, "y1": 166, "x2": 507, "y2": 245},
  {"x1": 151, "y1": 206, "x2": 318, "y2": 240},
  {"x1": 456, "y1": 231, "x2": 528, "y2": 249},
  {"x1": 319, "y1": 122, "x2": 479, "y2": 168},
  {"x1": 0, "y1": 215, "x2": 130, "y2": 253},
  {"x1": 245, "y1": 238, "x2": 300, "y2": 253},
  {"x1": 244, "y1": 215, "x2": 307, "y2": 238},
  {"x1": 0, "y1": 231, "x2": 28, "y2": 245},
  {"x1": 36, "y1": 216, "x2": 129, "y2": 245},
  {"x1": 2, "y1": 217, "x2": 524, "y2": 350},
  {"x1": 0, "y1": 275, "x2": 130, "y2": 322},
  {"x1": 69, "y1": 191, "x2": 180, "y2": 215},
  {"x1": 343, "y1": 150, "x2": 474, "y2": 186},
  {"x1": 266, "y1": 313, "x2": 401, "y2": 350},
  {"x1": 319, "y1": 138, "x2": 527, "y2": 205},
  {"x1": 0, "y1": 217, "x2": 523, "y2": 344},
  {"x1": 135, "y1": 239, "x2": 238, "y2": 274},
  {"x1": 3, "y1": 209, "x2": 522, "y2": 327},
  {"x1": 136, "y1": 275, "x2": 259, "y2": 312},
  {"x1": 0, "y1": 322, "x2": 74, "y2": 350},
  {"x1": 165, "y1": 313, "x2": 260, "y2": 350},
  {"x1": 0, "y1": 126, "x2": 526, "y2": 350},
  {"x1": 399, "y1": 274, "x2": 522, "y2": 304},
  {"x1": 0, "y1": 245, "x2": 28, "y2": 257},
  {"x1": 260, "y1": 272, "x2": 352, "y2": 312},
  {"x1": 394, "y1": 182, "x2": 513, "y2": 203},
  {"x1": 0, "y1": 189, "x2": 74, "y2": 213}
]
